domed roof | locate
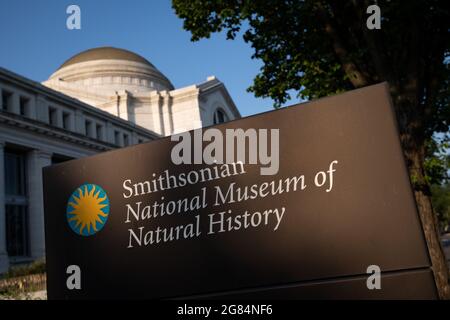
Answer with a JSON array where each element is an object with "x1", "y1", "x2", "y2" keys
[
  {"x1": 48, "y1": 46, "x2": 174, "y2": 92},
  {"x1": 58, "y1": 47, "x2": 155, "y2": 70}
]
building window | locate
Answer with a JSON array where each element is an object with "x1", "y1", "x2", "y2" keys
[
  {"x1": 123, "y1": 134, "x2": 129, "y2": 146},
  {"x1": 114, "y1": 130, "x2": 120, "y2": 146},
  {"x1": 62, "y1": 111, "x2": 72, "y2": 130},
  {"x1": 96, "y1": 124, "x2": 104, "y2": 141},
  {"x1": 2, "y1": 90, "x2": 12, "y2": 111},
  {"x1": 19, "y1": 96, "x2": 29, "y2": 117},
  {"x1": 213, "y1": 109, "x2": 228, "y2": 125},
  {"x1": 5, "y1": 205, "x2": 28, "y2": 257},
  {"x1": 85, "y1": 120, "x2": 93, "y2": 137},
  {"x1": 5, "y1": 150, "x2": 26, "y2": 196},
  {"x1": 4, "y1": 149, "x2": 28, "y2": 258},
  {"x1": 48, "y1": 106, "x2": 57, "y2": 126}
]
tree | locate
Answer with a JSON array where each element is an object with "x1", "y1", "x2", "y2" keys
[
  {"x1": 425, "y1": 134, "x2": 449, "y2": 187},
  {"x1": 432, "y1": 183, "x2": 450, "y2": 232},
  {"x1": 428, "y1": 133, "x2": 450, "y2": 232},
  {"x1": 173, "y1": 0, "x2": 450, "y2": 298}
]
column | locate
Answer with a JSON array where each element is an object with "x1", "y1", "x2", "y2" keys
[
  {"x1": 75, "y1": 109, "x2": 85, "y2": 134},
  {"x1": 27, "y1": 96, "x2": 37, "y2": 120},
  {"x1": 131, "y1": 132, "x2": 139, "y2": 145},
  {"x1": 161, "y1": 92, "x2": 172, "y2": 136},
  {"x1": 56, "y1": 108, "x2": 64, "y2": 128},
  {"x1": 158, "y1": 93, "x2": 166, "y2": 136},
  {"x1": 106, "y1": 121, "x2": 114, "y2": 144},
  {"x1": 164, "y1": 93, "x2": 174, "y2": 135},
  {"x1": 117, "y1": 90, "x2": 130, "y2": 121},
  {"x1": 87, "y1": 121, "x2": 96, "y2": 138},
  {"x1": 9, "y1": 92, "x2": 20, "y2": 115},
  {"x1": 150, "y1": 93, "x2": 164, "y2": 135},
  {"x1": 35, "y1": 95, "x2": 48, "y2": 122},
  {"x1": 27, "y1": 150, "x2": 52, "y2": 259},
  {"x1": 118, "y1": 131, "x2": 124, "y2": 147},
  {"x1": 0, "y1": 141, "x2": 9, "y2": 273}
]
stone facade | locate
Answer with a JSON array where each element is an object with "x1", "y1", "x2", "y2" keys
[
  {"x1": 0, "y1": 47, "x2": 240, "y2": 273},
  {"x1": 43, "y1": 47, "x2": 240, "y2": 136}
]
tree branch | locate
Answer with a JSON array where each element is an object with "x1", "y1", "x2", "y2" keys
[{"x1": 317, "y1": 2, "x2": 369, "y2": 87}]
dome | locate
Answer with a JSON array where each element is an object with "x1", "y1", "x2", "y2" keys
[
  {"x1": 57, "y1": 47, "x2": 156, "y2": 70},
  {"x1": 48, "y1": 47, "x2": 174, "y2": 92}
]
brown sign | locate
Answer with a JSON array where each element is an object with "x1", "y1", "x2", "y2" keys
[{"x1": 43, "y1": 83, "x2": 437, "y2": 299}]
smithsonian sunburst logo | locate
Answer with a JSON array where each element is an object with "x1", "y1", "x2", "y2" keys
[{"x1": 66, "y1": 183, "x2": 110, "y2": 236}]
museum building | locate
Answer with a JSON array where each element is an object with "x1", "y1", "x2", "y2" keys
[{"x1": 0, "y1": 47, "x2": 240, "y2": 273}]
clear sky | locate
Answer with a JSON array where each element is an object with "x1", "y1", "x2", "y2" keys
[{"x1": 0, "y1": 0, "x2": 295, "y2": 117}]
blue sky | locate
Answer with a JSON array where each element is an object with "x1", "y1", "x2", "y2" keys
[{"x1": 0, "y1": 0, "x2": 295, "y2": 117}]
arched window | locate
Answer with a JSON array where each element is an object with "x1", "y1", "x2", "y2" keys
[{"x1": 213, "y1": 108, "x2": 228, "y2": 125}]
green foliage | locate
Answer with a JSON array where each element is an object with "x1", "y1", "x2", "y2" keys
[
  {"x1": 425, "y1": 135, "x2": 450, "y2": 185},
  {"x1": 0, "y1": 260, "x2": 46, "y2": 299},
  {"x1": 173, "y1": 1, "x2": 449, "y2": 115},
  {"x1": 431, "y1": 183, "x2": 450, "y2": 231},
  {"x1": 1, "y1": 259, "x2": 46, "y2": 279},
  {"x1": 427, "y1": 135, "x2": 450, "y2": 229},
  {"x1": 173, "y1": 0, "x2": 450, "y2": 184},
  {"x1": 173, "y1": 0, "x2": 354, "y2": 105}
]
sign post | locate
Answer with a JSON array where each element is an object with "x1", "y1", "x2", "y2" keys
[{"x1": 43, "y1": 83, "x2": 437, "y2": 299}]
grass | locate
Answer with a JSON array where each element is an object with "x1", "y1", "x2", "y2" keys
[
  {"x1": 0, "y1": 260, "x2": 47, "y2": 299},
  {"x1": 0, "y1": 259, "x2": 46, "y2": 279}
]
